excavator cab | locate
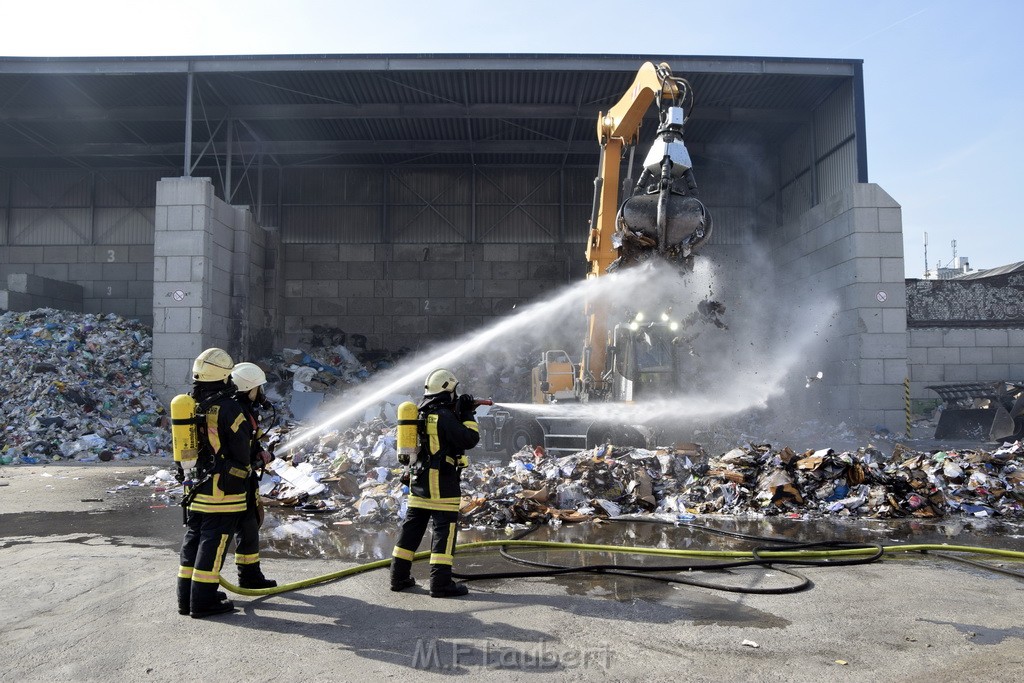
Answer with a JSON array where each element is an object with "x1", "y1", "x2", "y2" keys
[
  {"x1": 609, "y1": 321, "x2": 680, "y2": 401},
  {"x1": 532, "y1": 350, "x2": 577, "y2": 403}
]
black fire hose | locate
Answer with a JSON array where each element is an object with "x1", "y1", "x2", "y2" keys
[{"x1": 451, "y1": 522, "x2": 885, "y2": 595}]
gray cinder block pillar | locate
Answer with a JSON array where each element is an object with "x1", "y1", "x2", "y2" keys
[{"x1": 151, "y1": 177, "x2": 219, "y2": 406}]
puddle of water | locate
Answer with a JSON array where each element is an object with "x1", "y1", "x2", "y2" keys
[
  {"x1": 4, "y1": 504, "x2": 1021, "y2": 609},
  {"x1": 0, "y1": 506, "x2": 183, "y2": 549},
  {"x1": 918, "y1": 618, "x2": 1024, "y2": 645}
]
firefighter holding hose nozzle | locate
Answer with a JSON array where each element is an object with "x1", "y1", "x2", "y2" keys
[
  {"x1": 229, "y1": 362, "x2": 278, "y2": 590},
  {"x1": 390, "y1": 368, "x2": 482, "y2": 597}
]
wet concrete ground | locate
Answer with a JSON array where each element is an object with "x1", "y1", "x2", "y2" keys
[
  {"x1": 2, "y1": 460, "x2": 1024, "y2": 681},
  {"x1": 3, "y1": 495, "x2": 1023, "y2": 611}
]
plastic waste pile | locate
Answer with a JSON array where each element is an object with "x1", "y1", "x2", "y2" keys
[
  {"x1": 0, "y1": 308, "x2": 170, "y2": 464},
  {"x1": 253, "y1": 325, "x2": 408, "y2": 419}
]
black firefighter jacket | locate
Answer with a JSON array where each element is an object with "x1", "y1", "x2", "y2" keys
[
  {"x1": 408, "y1": 404, "x2": 480, "y2": 513},
  {"x1": 187, "y1": 385, "x2": 254, "y2": 514}
]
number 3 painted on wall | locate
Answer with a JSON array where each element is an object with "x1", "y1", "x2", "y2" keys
[{"x1": 107, "y1": 250, "x2": 116, "y2": 262}]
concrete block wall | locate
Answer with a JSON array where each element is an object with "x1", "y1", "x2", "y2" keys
[
  {"x1": 233, "y1": 209, "x2": 282, "y2": 362},
  {"x1": 773, "y1": 184, "x2": 908, "y2": 432},
  {"x1": 0, "y1": 244, "x2": 153, "y2": 323},
  {"x1": 280, "y1": 242, "x2": 582, "y2": 351},
  {"x1": 151, "y1": 177, "x2": 274, "y2": 405},
  {"x1": 0, "y1": 273, "x2": 84, "y2": 312},
  {"x1": 908, "y1": 328, "x2": 1024, "y2": 399}
]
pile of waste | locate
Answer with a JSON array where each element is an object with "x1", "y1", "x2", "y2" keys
[
  {"x1": 0, "y1": 308, "x2": 170, "y2": 464},
  {"x1": 225, "y1": 416, "x2": 1024, "y2": 526}
]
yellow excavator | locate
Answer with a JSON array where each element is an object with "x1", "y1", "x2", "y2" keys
[{"x1": 480, "y1": 62, "x2": 719, "y2": 455}]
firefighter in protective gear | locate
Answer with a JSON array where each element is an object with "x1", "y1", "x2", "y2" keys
[
  {"x1": 229, "y1": 362, "x2": 277, "y2": 589},
  {"x1": 176, "y1": 348, "x2": 254, "y2": 618},
  {"x1": 390, "y1": 368, "x2": 480, "y2": 597}
]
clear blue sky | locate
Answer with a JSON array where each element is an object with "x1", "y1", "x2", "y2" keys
[{"x1": 5, "y1": 0, "x2": 1022, "y2": 273}]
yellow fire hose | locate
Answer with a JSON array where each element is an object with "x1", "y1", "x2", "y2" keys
[{"x1": 220, "y1": 540, "x2": 1024, "y2": 597}]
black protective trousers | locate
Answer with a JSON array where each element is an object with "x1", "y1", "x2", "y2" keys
[
  {"x1": 393, "y1": 506, "x2": 459, "y2": 567},
  {"x1": 233, "y1": 479, "x2": 261, "y2": 569},
  {"x1": 177, "y1": 510, "x2": 242, "y2": 611}
]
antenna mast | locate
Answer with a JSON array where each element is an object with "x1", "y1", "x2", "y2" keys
[{"x1": 924, "y1": 232, "x2": 929, "y2": 277}]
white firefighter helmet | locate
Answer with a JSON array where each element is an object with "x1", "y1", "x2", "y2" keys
[
  {"x1": 424, "y1": 368, "x2": 459, "y2": 396},
  {"x1": 192, "y1": 347, "x2": 234, "y2": 383},
  {"x1": 231, "y1": 362, "x2": 267, "y2": 392}
]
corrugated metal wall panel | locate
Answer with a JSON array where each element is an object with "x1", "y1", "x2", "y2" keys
[
  {"x1": 94, "y1": 207, "x2": 155, "y2": 245},
  {"x1": 475, "y1": 205, "x2": 559, "y2": 243},
  {"x1": 779, "y1": 123, "x2": 812, "y2": 186},
  {"x1": 282, "y1": 168, "x2": 385, "y2": 204},
  {"x1": 563, "y1": 169, "x2": 595, "y2": 204},
  {"x1": 283, "y1": 206, "x2": 384, "y2": 243},
  {"x1": 814, "y1": 82, "x2": 855, "y2": 155},
  {"x1": 757, "y1": 196, "x2": 776, "y2": 229},
  {"x1": 390, "y1": 206, "x2": 472, "y2": 244},
  {"x1": 388, "y1": 169, "x2": 472, "y2": 204},
  {"x1": 816, "y1": 140, "x2": 858, "y2": 202},
  {"x1": 779, "y1": 175, "x2": 814, "y2": 225},
  {"x1": 0, "y1": 171, "x2": 8, "y2": 245},
  {"x1": 9, "y1": 208, "x2": 90, "y2": 244},
  {"x1": 95, "y1": 171, "x2": 161, "y2": 206},
  {"x1": 698, "y1": 163, "x2": 756, "y2": 207},
  {"x1": 562, "y1": 202, "x2": 592, "y2": 243},
  {"x1": 11, "y1": 170, "x2": 91, "y2": 207},
  {"x1": 708, "y1": 206, "x2": 756, "y2": 245},
  {"x1": 475, "y1": 168, "x2": 560, "y2": 203}
]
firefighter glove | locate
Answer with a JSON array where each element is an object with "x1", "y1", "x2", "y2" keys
[{"x1": 455, "y1": 393, "x2": 477, "y2": 421}]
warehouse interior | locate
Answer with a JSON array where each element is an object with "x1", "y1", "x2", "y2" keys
[{"x1": 0, "y1": 53, "x2": 909, "y2": 430}]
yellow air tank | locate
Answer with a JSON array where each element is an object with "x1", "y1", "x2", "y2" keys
[
  {"x1": 170, "y1": 393, "x2": 199, "y2": 467},
  {"x1": 396, "y1": 401, "x2": 419, "y2": 465}
]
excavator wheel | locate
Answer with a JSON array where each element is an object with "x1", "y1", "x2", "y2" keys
[
  {"x1": 506, "y1": 420, "x2": 544, "y2": 456},
  {"x1": 586, "y1": 424, "x2": 646, "y2": 450}
]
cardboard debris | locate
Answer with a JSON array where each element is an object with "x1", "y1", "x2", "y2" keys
[{"x1": 222, "y1": 430, "x2": 1024, "y2": 528}]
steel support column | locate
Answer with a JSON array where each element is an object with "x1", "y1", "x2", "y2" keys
[
  {"x1": 225, "y1": 118, "x2": 234, "y2": 202},
  {"x1": 184, "y1": 70, "x2": 193, "y2": 177}
]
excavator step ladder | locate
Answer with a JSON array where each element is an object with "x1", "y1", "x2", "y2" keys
[{"x1": 535, "y1": 416, "x2": 588, "y2": 455}]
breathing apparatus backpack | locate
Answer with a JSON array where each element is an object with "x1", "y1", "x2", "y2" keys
[
  {"x1": 170, "y1": 393, "x2": 201, "y2": 470},
  {"x1": 396, "y1": 401, "x2": 423, "y2": 466},
  {"x1": 170, "y1": 387, "x2": 234, "y2": 483}
]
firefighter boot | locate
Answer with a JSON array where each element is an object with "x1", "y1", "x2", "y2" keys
[
  {"x1": 179, "y1": 579, "x2": 228, "y2": 614},
  {"x1": 190, "y1": 581, "x2": 235, "y2": 619},
  {"x1": 429, "y1": 564, "x2": 468, "y2": 598},
  {"x1": 238, "y1": 562, "x2": 277, "y2": 589},
  {"x1": 177, "y1": 577, "x2": 191, "y2": 615},
  {"x1": 390, "y1": 558, "x2": 416, "y2": 592}
]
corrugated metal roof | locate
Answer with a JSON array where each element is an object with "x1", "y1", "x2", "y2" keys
[
  {"x1": 0, "y1": 53, "x2": 859, "y2": 170},
  {"x1": 951, "y1": 261, "x2": 1024, "y2": 280}
]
